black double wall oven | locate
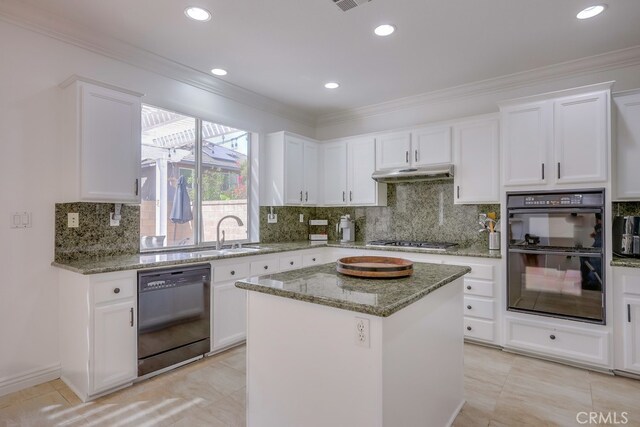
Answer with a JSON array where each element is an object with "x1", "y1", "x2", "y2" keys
[{"x1": 507, "y1": 189, "x2": 605, "y2": 324}]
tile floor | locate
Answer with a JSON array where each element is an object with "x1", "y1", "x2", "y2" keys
[{"x1": 1, "y1": 344, "x2": 639, "y2": 426}]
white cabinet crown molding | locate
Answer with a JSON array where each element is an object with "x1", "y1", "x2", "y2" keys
[
  {"x1": 60, "y1": 75, "x2": 145, "y2": 98},
  {"x1": 498, "y1": 81, "x2": 614, "y2": 108}
]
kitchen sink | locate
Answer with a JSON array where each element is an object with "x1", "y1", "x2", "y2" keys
[{"x1": 219, "y1": 247, "x2": 262, "y2": 255}]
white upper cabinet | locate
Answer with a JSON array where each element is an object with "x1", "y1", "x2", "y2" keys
[
  {"x1": 322, "y1": 136, "x2": 386, "y2": 206},
  {"x1": 375, "y1": 131, "x2": 412, "y2": 169},
  {"x1": 453, "y1": 117, "x2": 500, "y2": 204},
  {"x1": 263, "y1": 132, "x2": 319, "y2": 206},
  {"x1": 500, "y1": 83, "x2": 611, "y2": 188},
  {"x1": 61, "y1": 76, "x2": 142, "y2": 203},
  {"x1": 501, "y1": 102, "x2": 550, "y2": 186},
  {"x1": 322, "y1": 142, "x2": 348, "y2": 205},
  {"x1": 554, "y1": 91, "x2": 608, "y2": 184},
  {"x1": 375, "y1": 127, "x2": 452, "y2": 171},
  {"x1": 614, "y1": 91, "x2": 640, "y2": 200},
  {"x1": 412, "y1": 126, "x2": 452, "y2": 167}
]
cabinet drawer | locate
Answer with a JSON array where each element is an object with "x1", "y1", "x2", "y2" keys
[
  {"x1": 464, "y1": 318, "x2": 495, "y2": 342},
  {"x1": 214, "y1": 263, "x2": 250, "y2": 283},
  {"x1": 505, "y1": 317, "x2": 610, "y2": 366},
  {"x1": 464, "y1": 279, "x2": 494, "y2": 298},
  {"x1": 465, "y1": 263, "x2": 494, "y2": 280},
  {"x1": 280, "y1": 254, "x2": 303, "y2": 271},
  {"x1": 250, "y1": 258, "x2": 279, "y2": 275},
  {"x1": 93, "y1": 274, "x2": 136, "y2": 304},
  {"x1": 302, "y1": 253, "x2": 324, "y2": 267},
  {"x1": 621, "y1": 273, "x2": 640, "y2": 296},
  {"x1": 463, "y1": 296, "x2": 494, "y2": 320}
]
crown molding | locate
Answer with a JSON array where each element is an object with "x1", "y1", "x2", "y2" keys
[
  {"x1": 317, "y1": 45, "x2": 640, "y2": 127},
  {"x1": 0, "y1": 0, "x2": 316, "y2": 128}
]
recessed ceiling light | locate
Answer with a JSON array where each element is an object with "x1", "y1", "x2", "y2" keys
[
  {"x1": 211, "y1": 68, "x2": 228, "y2": 76},
  {"x1": 324, "y1": 82, "x2": 340, "y2": 89},
  {"x1": 374, "y1": 24, "x2": 396, "y2": 37},
  {"x1": 576, "y1": 4, "x2": 606, "y2": 20},
  {"x1": 184, "y1": 6, "x2": 211, "y2": 22}
]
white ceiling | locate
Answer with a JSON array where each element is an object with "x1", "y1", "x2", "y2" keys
[{"x1": 19, "y1": 0, "x2": 640, "y2": 116}]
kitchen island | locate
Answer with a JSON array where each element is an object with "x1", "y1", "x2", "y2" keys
[{"x1": 236, "y1": 261, "x2": 471, "y2": 427}]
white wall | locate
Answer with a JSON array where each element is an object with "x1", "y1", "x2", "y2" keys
[
  {"x1": 315, "y1": 61, "x2": 640, "y2": 140},
  {"x1": 0, "y1": 19, "x2": 313, "y2": 393}
]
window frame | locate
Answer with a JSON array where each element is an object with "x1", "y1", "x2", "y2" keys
[{"x1": 140, "y1": 104, "x2": 255, "y2": 252}]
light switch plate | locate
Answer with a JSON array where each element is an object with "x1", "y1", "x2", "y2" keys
[{"x1": 11, "y1": 212, "x2": 32, "y2": 229}]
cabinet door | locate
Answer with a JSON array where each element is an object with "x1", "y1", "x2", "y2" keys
[
  {"x1": 284, "y1": 136, "x2": 305, "y2": 204},
  {"x1": 93, "y1": 300, "x2": 136, "y2": 393},
  {"x1": 80, "y1": 83, "x2": 141, "y2": 203},
  {"x1": 501, "y1": 102, "x2": 550, "y2": 186},
  {"x1": 614, "y1": 93, "x2": 640, "y2": 200},
  {"x1": 212, "y1": 282, "x2": 247, "y2": 350},
  {"x1": 303, "y1": 141, "x2": 319, "y2": 205},
  {"x1": 453, "y1": 118, "x2": 500, "y2": 204},
  {"x1": 375, "y1": 132, "x2": 411, "y2": 170},
  {"x1": 412, "y1": 126, "x2": 451, "y2": 167},
  {"x1": 323, "y1": 142, "x2": 348, "y2": 205},
  {"x1": 348, "y1": 137, "x2": 378, "y2": 205},
  {"x1": 623, "y1": 297, "x2": 640, "y2": 374},
  {"x1": 554, "y1": 91, "x2": 608, "y2": 184}
]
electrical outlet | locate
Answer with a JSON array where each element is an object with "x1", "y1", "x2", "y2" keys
[
  {"x1": 267, "y1": 213, "x2": 278, "y2": 223},
  {"x1": 355, "y1": 317, "x2": 370, "y2": 348},
  {"x1": 299, "y1": 214, "x2": 304, "y2": 223},
  {"x1": 68, "y1": 212, "x2": 79, "y2": 228}
]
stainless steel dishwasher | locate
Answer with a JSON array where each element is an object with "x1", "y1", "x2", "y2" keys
[{"x1": 138, "y1": 264, "x2": 211, "y2": 377}]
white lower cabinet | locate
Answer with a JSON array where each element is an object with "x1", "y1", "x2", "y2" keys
[
  {"x1": 504, "y1": 316, "x2": 610, "y2": 367},
  {"x1": 614, "y1": 267, "x2": 640, "y2": 374},
  {"x1": 59, "y1": 270, "x2": 137, "y2": 401},
  {"x1": 93, "y1": 300, "x2": 137, "y2": 393},
  {"x1": 212, "y1": 281, "x2": 247, "y2": 350}
]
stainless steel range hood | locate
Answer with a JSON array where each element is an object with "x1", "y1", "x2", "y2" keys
[{"x1": 371, "y1": 165, "x2": 454, "y2": 183}]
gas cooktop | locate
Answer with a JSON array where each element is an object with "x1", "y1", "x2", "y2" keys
[{"x1": 366, "y1": 240, "x2": 459, "y2": 251}]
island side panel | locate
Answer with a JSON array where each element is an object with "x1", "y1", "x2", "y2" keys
[
  {"x1": 382, "y1": 277, "x2": 465, "y2": 427},
  {"x1": 246, "y1": 292, "x2": 384, "y2": 427}
]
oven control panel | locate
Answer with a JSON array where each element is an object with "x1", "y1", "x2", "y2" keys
[
  {"x1": 523, "y1": 194, "x2": 583, "y2": 206},
  {"x1": 508, "y1": 191, "x2": 604, "y2": 209}
]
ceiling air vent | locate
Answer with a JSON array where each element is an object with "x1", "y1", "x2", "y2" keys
[{"x1": 332, "y1": 0, "x2": 371, "y2": 12}]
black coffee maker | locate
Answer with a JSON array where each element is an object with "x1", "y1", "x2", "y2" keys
[{"x1": 613, "y1": 216, "x2": 640, "y2": 257}]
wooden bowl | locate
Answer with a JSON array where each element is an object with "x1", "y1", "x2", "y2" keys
[{"x1": 336, "y1": 256, "x2": 414, "y2": 278}]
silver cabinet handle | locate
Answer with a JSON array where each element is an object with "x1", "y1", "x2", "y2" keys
[
  {"x1": 415, "y1": 150, "x2": 418, "y2": 162},
  {"x1": 541, "y1": 163, "x2": 545, "y2": 180},
  {"x1": 557, "y1": 162, "x2": 561, "y2": 179},
  {"x1": 305, "y1": 191, "x2": 308, "y2": 202},
  {"x1": 349, "y1": 191, "x2": 353, "y2": 202},
  {"x1": 135, "y1": 179, "x2": 139, "y2": 196},
  {"x1": 300, "y1": 191, "x2": 303, "y2": 202},
  {"x1": 405, "y1": 151, "x2": 409, "y2": 163},
  {"x1": 342, "y1": 191, "x2": 346, "y2": 202},
  {"x1": 130, "y1": 307, "x2": 134, "y2": 327},
  {"x1": 629, "y1": 304, "x2": 632, "y2": 323}
]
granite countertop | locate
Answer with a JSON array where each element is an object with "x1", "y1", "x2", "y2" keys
[
  {"x1": 235, "y1": 262, "x2": 471, "y2": 317},
  {"x1": 51, "y1": 241, "x2": 500, "y2": 275},
  {"x1": 611, "y1": 256, "x2": 640, "y2": 268}
]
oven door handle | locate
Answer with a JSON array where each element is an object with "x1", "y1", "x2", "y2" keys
[
  {"x1": 507, "y1": 208, "x2": 602, "y2": 215},
  {"x1": 508, "y1": 248, "x2": 602, "y2": 257}
]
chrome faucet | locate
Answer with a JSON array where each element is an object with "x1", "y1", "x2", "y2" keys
[{"x1": 216, "y1": 215, "x2": 244, "y2": 250}]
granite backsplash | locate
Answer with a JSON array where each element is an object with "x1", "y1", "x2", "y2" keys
[
  {"x1": 613, "y1": 202, "x2": 640, "y2": 216},
  {"x1": 260, "y1": 181, "x2": 499, "y2": 246},
  {"x1": 55, "y1": 203, "x2": 140, "y2": 261}
]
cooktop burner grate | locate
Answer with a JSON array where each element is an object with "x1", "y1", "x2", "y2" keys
[{"x1": 366, "y1": 240, "x2": 458, "y2": 250}]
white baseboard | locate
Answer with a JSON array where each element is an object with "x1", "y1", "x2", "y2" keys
[{"x1": 0, "y1": 363, "x2": 61, "y2": 397}]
